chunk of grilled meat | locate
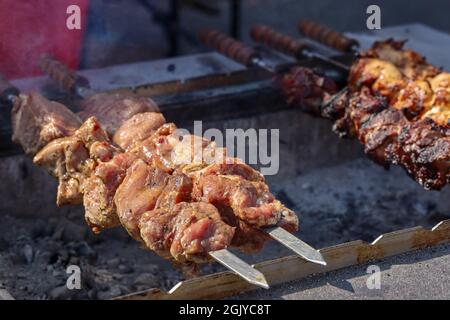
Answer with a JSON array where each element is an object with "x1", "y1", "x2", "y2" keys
[
  {"x1": 113, "y1": 112, "x2": 166, "y2": 151},
  {"x1": 33, "y1": 117, "x2": 115, "y2": 205},
  {"x1": 11, "y1": 92, "x2": 81, "y2": 156},
  {"x1": 361, "y1": 39, "x2": 441, "y2": 81},
  {"x1": 281, "y1": 67, "x2": 338, "y2": 115},
  {"x1": 114, "y1": 159, "x2": 170, "y2": 241},
  {"x1": 83, "y1": 152, "x2": 139, "y2": 232},
  {"x1": 77, "y1": 92, "x2": 160, "y2": 136},
  {"x1": 348, "y1": 40, "x2": 449, "y2": 125},
  {"x1": 140, "y1": 202, "x2": 235, "y2": 264}
]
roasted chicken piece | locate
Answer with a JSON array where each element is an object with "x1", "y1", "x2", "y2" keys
[
  {"x1": 348, "y1": 41, "x2": 449, "y2": 125},
  {"x1": 361, "y1": 39, "x2": 441, "y2": 81}
]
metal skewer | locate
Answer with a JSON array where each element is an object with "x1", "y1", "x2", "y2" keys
[
  {"x1": 250, "y1": 24, "x2": 350, "y2": 71},
  {"x1": 209, "y1": 250, "x2": 269, "y2": 289},
  {"x1": 39, "y1": 54, "x2": 96, "y2": 99},
  {"x1": 198, "y1": 28, "x2": 327, "y2": 267},
  {"x1": 266, "y1": 227, "x2": 326, "y2": 266},
  {"x1": 38, "y1": 55, "x2": 273, "y2": 289}
]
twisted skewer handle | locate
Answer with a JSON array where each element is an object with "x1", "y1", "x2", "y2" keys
[
  {"x1": 199, "y1": 28, "x2": 260, "y2": 66},
  {"x1": 298, "y1": 20, "x2": 359, "y2": 53},
  {"x1": 39, "y1": 54, "x2": 90, "y2": 94},
  {"x1": 0, "y1": 74, "x2": 19, "y2": 105},
  {"x1": 250, "y1": 24, "x2": 309, "y2": 57}
]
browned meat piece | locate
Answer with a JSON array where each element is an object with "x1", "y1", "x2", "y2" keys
[
  {"x1": 83, "y1": 152, "x2": 139, "y2": 233},
  {"x1": 11, "y1": 92, "x2": 81, "y2": 156},
  {"x1": 114, "y1": 159, "x2": 169, "y2": 241},
  {"x1": 199, "y1": 174, "x2": 297, "y2": 229},
  {"x1": 347, "y1": 41, "x2": 449, "y2": 125},
  {"x1": 129, "y1": 123, "x2": 179, "y2": 172},
  {"x1": 139, "y1": 202, "x2": 235, "y2": 263},
  {"x1": 155, "y1": 172, "x2": 193, "y2": 210},
  {"x1": 331, "y1": 86, "x2": 450, "y2": 190},
  {"x1": 362, "y1": 39, "x2": 441, "y2": 80},
  {"x1": 215, "y1": 205, "x2": 269, "y2": 253},
  {"x1": 112, "y1": 112, "x2": 166, "y2": 150},
  {"x1": 77, "y1": 92, "x2": 159, "y2": 136},
  {"x1": 33, "y1": 117, "x2": 117, "y2": 205},
  {"x1": 396, "y1": 120, "x2": 450, "y2": 190},
  {"x1": 281, "y1": 67, "x2": 338, "y2": 115}
]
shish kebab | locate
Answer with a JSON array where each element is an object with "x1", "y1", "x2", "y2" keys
[
  {"x1": 39, "y1": 56, "x2": 326, "y2": 268},
  {"x1": 0, "y1": 75, "x2": 273, "y2": 288},
  {"x1": 254, "y1": 21, "x2": 450, "y2": 191},
  {"x1": 4, "y1": 60, "x2": 326, "y2": 288}
]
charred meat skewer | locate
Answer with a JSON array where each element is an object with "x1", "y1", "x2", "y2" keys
[{"x1": 285, "y1": 20, "x2": 450, "y2": 190}]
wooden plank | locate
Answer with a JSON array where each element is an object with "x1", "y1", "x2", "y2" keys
[{"x1": 116, "y1": 219, "x2": 450, "y2": 300}]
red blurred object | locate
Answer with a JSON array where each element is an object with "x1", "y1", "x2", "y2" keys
[{"x1": 0, "y1": 0, "x2": 88, "y2": 79}]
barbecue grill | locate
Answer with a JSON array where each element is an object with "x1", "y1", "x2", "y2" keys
[{"x1": 0, "y1": 22, "x2": 449, "y2": 300}]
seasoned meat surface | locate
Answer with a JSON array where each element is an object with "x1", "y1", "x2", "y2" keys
[
  {"x1": 77, "y1": 92, "x2": 159, "y2": 136},
  {"x1": 11, "y1": 92, "x2": 81, "y2": 156}
]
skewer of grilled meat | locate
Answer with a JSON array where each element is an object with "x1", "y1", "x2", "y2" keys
[
  {"x1": 2, "y1": 75, "x2": 267, "y2": 284},
  {"x1": 6, "y1": 71, "x2": 298, "y2": 282},
  {"x1": 329, "y1": 41, "x2": 450, "y2": 190},
  {"x1": 292, "y1": 33, "x2": 450, "y2": 190},
  {"x1": 38, "y1": 55, "x2": 326, "y2": 266},
  {"x1": 32, "y1": 112, "x2": 298, "y2": 265},
  {"x1": 264, "y1": 20, "x2": 450, "y2": 190},
  {"x1": 297, "y1": 20, "x2": 449, "y2": 125}
]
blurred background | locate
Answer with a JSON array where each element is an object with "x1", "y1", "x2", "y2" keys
[{"x1": 1, "y1": 0, "x2": 449, "y2": 79}]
